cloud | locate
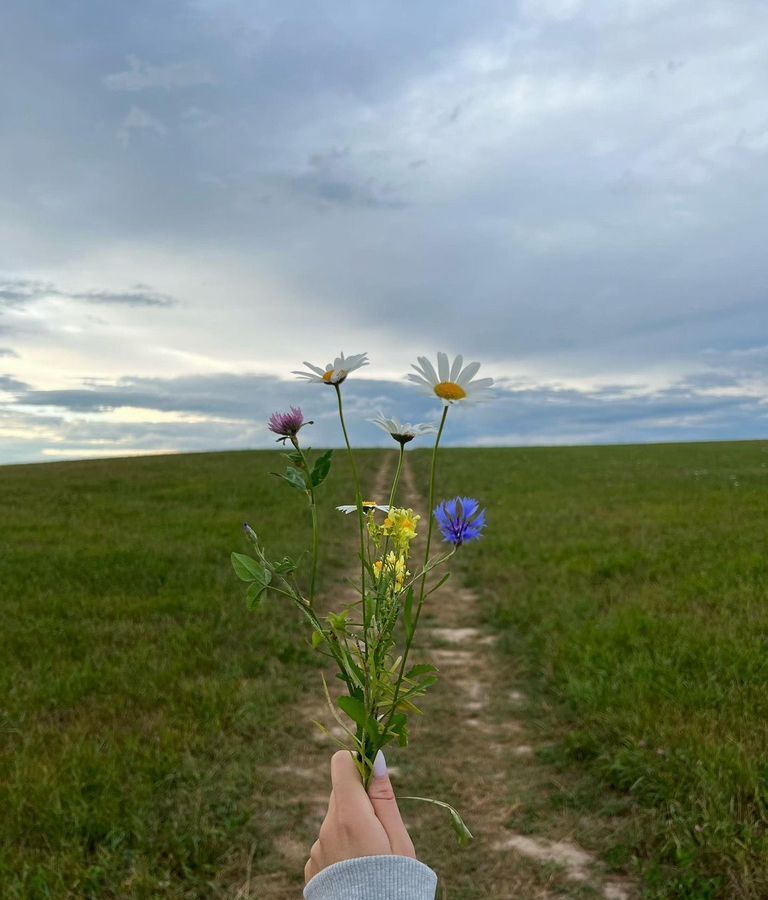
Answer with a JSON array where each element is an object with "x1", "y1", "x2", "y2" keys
[
  {"x1": 1, "y1": 1, "x2": 768, "y2": 462},
  {"x1": 0, "y1": 374, "x2": 30, "y2": 392},
  {"x1": 0, "y1": 278, "x2": 177, "y2": 309},
  {"x1": 118, "y1": 105, "x2": 167, "y2": 141},
  {"x1": 0, "y1": 348, "x2": 17, "y2": 357},
  {"x1": 104, "y1": 56, "x2": 216, "y2": 91},
  {"x1": 287, "y1": 147, "x2": 407, "y2": 209},
  {"x1": 4, "y1": 362, "x2": 766, "y2": 463}
]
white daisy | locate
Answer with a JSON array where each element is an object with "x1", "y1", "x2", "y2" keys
[
  {"x1": 370, "y1": 413, "x2": 436, "y2": 445},
  {"x1": 292, "y1": 351, "x2": 369, "y2": 386},
  {"x1": 406, "y1": 352, "x2": 494, "y2": 405},
  {"x1": 337, "y1": 501, "x2": 391, "y2": 515}
]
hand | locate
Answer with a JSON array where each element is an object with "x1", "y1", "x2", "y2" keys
[{"x1": 304, "y1": 749, "x2": 416, "y2": 884}]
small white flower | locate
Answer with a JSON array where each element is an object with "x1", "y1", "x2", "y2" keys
[
  {"x1": 406, "y1": 352, "x2": 494, "y2": 405},
  {"x1": 370, "y1": 413, "x2": 436, "y2": 445},
  {"x1": 293, "y1": 351, "x2": 369, "y2": 385},
  {"x1": 337, "y1": 501, "x2": 390, "y2": 515}
]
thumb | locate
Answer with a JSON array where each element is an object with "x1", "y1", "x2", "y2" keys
[{"x1": 367, "y1": 750, "x2": 416, "y2": 858}]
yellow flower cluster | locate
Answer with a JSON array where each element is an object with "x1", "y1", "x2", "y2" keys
[
  {"x1": 367, "y1": 507, "x2": 419, "y2": 594},
  {"x1": 371, "y1": 507, "x2": 420, "y2": 555},
  {"x1": 373, "y1": 551, "x2": 409, "y2": 591}
]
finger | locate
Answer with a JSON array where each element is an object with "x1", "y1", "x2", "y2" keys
[
  {"x1": 330, "y1": 750, "x2": 378, "y2": 824},
  {"x1": 305, "y1": 839, "x2": 322, "y2": 884},
  {"x1": 321, "y1": 788, "x2": 335, "y2": 824},
  {"x1": 317, "y1": 789, "x2": 336, "y2": 843},
  {"x1": 367, "y1": 750, "x2": 415, "y2": 857}
]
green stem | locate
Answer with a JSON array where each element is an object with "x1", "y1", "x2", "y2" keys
[
  {"x1": 373, "y1": 443, "x2": 405, "y2": 610},
  {"x1": 418, "y1": 405, "x2": 449, "y2": 606},
  {"x1": 388, "y1": 444, "x2": 405, "y2": 510},
  {"x1": 333, "y1": 384, "x2": 367, "y2": 600},
  {"x1": 333, "y1": 384, "x2": 372, "y2": 761},
  {"x1": 309, "y1": 501, "x2": 319, "y2": 603},
  {"x1": 377, "y1": 405, "x2": 449, "y2": 748},
  {"x1": 293, "y1": 440, "x2": 319, "y2": 607}
]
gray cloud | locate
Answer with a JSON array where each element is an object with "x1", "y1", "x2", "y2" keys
[
  {"x1": 104, "y1": 56, "x2": 216, "y2": 91},
  {"x1": 0, "y1": 374, "x2": 30, "y2": 392},
  {"x1": 0, "y1": 0, "x2": 767, "y2": 463},
  {"x1": 0, "y1": 278, "x2": 177, "y2": 308},
  {"x1": 4, "y1": 363, "x2": 765, "y2": 463},
  {"x1": 0, "y1": 348, "x2": 18, "y2": 357}
]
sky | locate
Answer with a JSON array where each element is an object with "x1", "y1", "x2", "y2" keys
[{"x1": 1, "y1": 0, "x2": 767, "y2": 464}]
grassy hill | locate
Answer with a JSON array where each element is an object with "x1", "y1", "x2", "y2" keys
[
  {"x1": 413, "y1": 442, "x2": 768, "y2": 899},
  {"x1": 1, "y1": 442, "x2": 766, "y2": 898}
]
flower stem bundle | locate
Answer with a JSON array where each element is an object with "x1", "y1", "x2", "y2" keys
[{"x1": 232, "y1": 352, "x2": 493, "y2": 845}]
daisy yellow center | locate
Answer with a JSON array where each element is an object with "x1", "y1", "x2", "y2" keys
[
  {"x1": 362, "y1": 501, "x2": 378, "y2": 509},
  {"x1": 434, "y1": 381, "x2": 467, "y2": 401},
  {"x1": 322, "y1": 369, "x2": 335, "y2": 383}
]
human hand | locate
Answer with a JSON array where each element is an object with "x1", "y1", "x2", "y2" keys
[{"x1": 304, "y1": 749, "x2": 416, "y2": 884}]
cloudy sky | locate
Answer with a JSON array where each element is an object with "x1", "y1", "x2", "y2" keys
[{"x1": 1, "y1": 0, "x2": 766, "y2": 464}]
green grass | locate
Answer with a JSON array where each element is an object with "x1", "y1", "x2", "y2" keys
[
  {"x1": 0, "y1": 449, "x2": 373, "y2": 898},
  {"x1": 2, "y1": 442, "x2": 766, "y2": 898},
  {"x1": 413, "y1": 441, "x2": 768, "y2": 898}
]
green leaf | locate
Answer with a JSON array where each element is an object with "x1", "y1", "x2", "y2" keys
[
  {"x1": 328, "y1": 610, "x2": 349, "y2": 630},
  {"x1": 271, "y1": 466, "x2": 307, "y2": 492},
  {"x1": 405, "y1": 663, "x2": 438, "y2": 680},
  {"x1": 246, "y1": 580, "x2": 268, "y2": 609},
  {"x1": 310, "y1": 449, "x2": 334, "y2": 487},
  {"x1": 337, "y1": 696, "x2": 379, "y2": 739},
  {"x1": 282, "y1": 450, "x2": 304, "y2": 465},
  {"x1": 449, "y1": 808, "x2": 474, "y2": 847},
  {"x1": 388, "y1": 713, "x2": 409, "y2": 747},
  {"x1": 400, "y1": 796, "x2": 474, "y2": 847},
  {"x1": 284, "y1": 466, "x2": 308, "y2": 491},
  {"x1": 231, "y1": 552, "x2": 266, "y2": 583},
  {"x1": 273, "y1": 556, "x2": 298, "y2": 575},
  {"x1": 337, "y1": 695, "x2": 367, "y2": 727},
  {"x1": 403, "y1": 587, "x2": 415, "y2": 637},
  {"x1": 397, "y1": 677, "x2": 438, "y2": 707},
  {"x1": 311, "y1": 630, "x2": 326, "y2": 648}
]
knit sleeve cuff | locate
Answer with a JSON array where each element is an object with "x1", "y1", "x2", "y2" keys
[{"x1": 303, "y1": 854, "x2": 438, "y2": 900}]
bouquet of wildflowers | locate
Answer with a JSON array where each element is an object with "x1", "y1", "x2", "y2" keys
[{"x1": 231, "y1": 352, "x2": 493, "y2": 844}]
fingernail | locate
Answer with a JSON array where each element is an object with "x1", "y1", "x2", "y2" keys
[{"x1": 373, "y1": 749, "x2": 387, "y2": 778}]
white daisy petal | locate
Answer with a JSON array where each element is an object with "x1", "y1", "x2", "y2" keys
[
  {"x1": 467, "y1": 377, "x2": 494, "y2": 390},
  {"x1": 437, "y1": 352, "x2": 450, "y2": 382},
  {"x1": 369, "y1": 412, "x2": 436, "y2": 445},
  {"x1": 416, "y1": 356, "x2": 439, "y2": 385},
  {"x1": 457, "y1": 361, "x2": 481, "y2": 385},
  {"x1": 405, "y1": 352, "x2": 495, "y2": 405},
  {"x1": 294, "y1": 352, "x2": 368, "y2": 385},
  {"x1": 337, "y1": 502, "x2": 389, "y2": 514}
]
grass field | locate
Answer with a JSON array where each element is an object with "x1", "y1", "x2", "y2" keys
[
  {"x1": 1, "y1": 441, "x2": 766, "y2": 898},
  {"x1": 0, "y1": 449, "x2": 369, "y2": 898},
  {"x1": 412, "y1": 441, "x2": 768, "y2": 899}
]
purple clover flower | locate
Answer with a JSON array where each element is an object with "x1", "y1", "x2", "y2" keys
[
  {"x1": 433, "y1": 497, "x2": 486, "y2": 547},
  {"x1": 267, "y1": 406, "x2": 311, "y2": 443}
]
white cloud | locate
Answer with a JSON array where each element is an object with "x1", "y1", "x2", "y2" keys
[
  {"x1": 104, "y1": 55, "x2": 215, "y2": 91},
  {"x1": 117, "y1": 105, "x2": 167, "y2": 143}
]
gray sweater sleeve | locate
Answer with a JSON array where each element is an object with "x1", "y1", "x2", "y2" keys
[{"x1": 303, "y1": 855, "x2": 438, "y2": 900}]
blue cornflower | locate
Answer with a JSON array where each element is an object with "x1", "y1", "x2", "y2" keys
[{"x1": 433, "y1": 497, "x2": 486, "y2": 547}]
